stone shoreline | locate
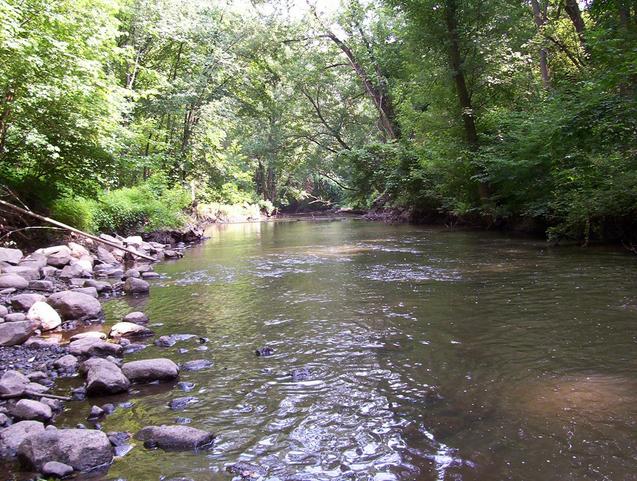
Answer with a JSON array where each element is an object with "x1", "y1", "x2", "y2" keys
[{"x1": 0, "y1": 226, "x2": 226, "y2": 479}]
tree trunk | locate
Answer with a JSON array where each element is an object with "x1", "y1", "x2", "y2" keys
[
  {"x1": 530, "y1": 0, "x2": 551, "y2": 89},
  {"x1": 563, "y1": 0, "x2": 588, "y2": 54},
  {"x1": 444, "y1": 0, "x2": 478, "y2": 149}
]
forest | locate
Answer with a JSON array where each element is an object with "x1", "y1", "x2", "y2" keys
[{"x1": 0, "y1": 0, "x2": 635, "y2": 244}]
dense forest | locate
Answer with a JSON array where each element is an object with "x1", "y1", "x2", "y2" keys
[{"x1": 0, "y1": 0, "x2": 635, "y2": 243}]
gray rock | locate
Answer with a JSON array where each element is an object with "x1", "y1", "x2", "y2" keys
[
  {"x1": 19, "y1": 253, "x2": 47, "y2": 270},
  {"x1": 124, "y1": 269, "x2": 140, "y2": 278},
  {"x1": 59, "y1": 263, "x2": 91, "y2": 279},
  {"x1": 134, "y1": 425, "x2": 214, "y2": 450},
  {"x1": 26, "y1": 301, "x2": 61, "y2": 331},
  {"x1": 2, "y1": 265, "x2": 41, "y2": 281},
  {"x1": 121, "y1": 358, "x2": 179, "y2": 383},
  {"x1": 41, "y1": 266, "x2": 59, "y2": 278},
  {"x1": 10, "y1": 293, "x2": 46, "y2": 311},
  {"x1": 0, "y1": 320, "x2": 36, "y2": 346},
  {"x1": 40, "y1": 397, "x2": 64, "y2": 413},
  {"x1": 0, "y1": 247, "x2": 23, "y2": 265},
  {"x1": 109, "y1": 322, "x2": 153, "y2": 338},
  {"x1": 42, "y1": 460, "x2": 74, "y2": 478},
  {"x1": 0, "y1": 274, "x2": 29, "y2": 289},
  {"x1": 0, "y1": 370, "x2": 30, "y2": 396},
  {"x1": 38, "y1": 245, "x2": 72, "y2": 268},
  {"x1": 69, "y1": 337, "x2": 123, "y2": 358},
  {"x1": 47, "y1": 291, "x2": 102, "y2": 321},
  {"x1": 10, "y1": 399, "x2": 52, "y2": 422},
  {"x1": 68, "y1": 242, "x2": 90, "y2": 258},
  {"x1": 84, "y1": 279, "x2": 112, "y2": 293},
  {"x1": 0, "y1": 305, "x2": 7, "y2": 317},
  {"x1": 29, "y1": 280, "x2": 55, "y2": 292},
  {"x1": 123, "y1": 277, "x2": 150, "y2": 295},
  {"x1": 227, "y1": 461, "x2": 268, "y2": 480},
  {"x1": 0, "y1": 420, "x2": 45, "y2": 456},
  {"x1": 96, "y1": 247, "x2": 117, "y2": 264},
  {"x1": 71, "y1": 287, "x2": 98, "y2": 298},
  {"x1": 54, "y1": 354, "x2": 79, "y2": 371},
  {"x1": 181, "y1": 359, "x2": 213, "y2": 371},
  {"x1": 122, "y1": 311, "x2": 148, "y2": 324},
  {"x1": 88, "y1": 405, "x2": 104, "y2": 419},
  {"x1": 24, "y1": 337, "x2": 59, "y2": 349},
  {"x1": 4, "y1": 312, "x2": 26, "y2": 322},
  {"x1": 81, "y1": 358, "x2": 130, "y2": 396},
  {"x1": 168, "y1": 396, "x2": 199, "y2": 411},
  {"x1": 141, "y1": 271, "x2": 161, "y2": 279},
  {"x1": 17, "y1": 428, "x2": 113, "y2": 471}
]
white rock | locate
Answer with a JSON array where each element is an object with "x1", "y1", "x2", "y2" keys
[{"x1": 27, "y1": 302, "x2": 62, "y2": 331}]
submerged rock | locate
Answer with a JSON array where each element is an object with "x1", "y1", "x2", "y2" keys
[
  {"x1": 168, "y1": 396, "x2": 199, "y2": 411},
  {"x1": 181, "y1": 359, "x2": 212, "y2": 371},
  {"x1": 121, "y1": 358, "x2": 179, "y2": 383},
  {"x1": 227, "y1": 461, "x2": 268, "y2": 479},
  {"x1": 255, "y1": 346, "x2": 274, "y2": 357},
  {"x1": 134, "y1": 425, "x2": 214, "y2": 450},
  {"x1": 17, "y1": 428, "x2": 113, "y2": 471}
]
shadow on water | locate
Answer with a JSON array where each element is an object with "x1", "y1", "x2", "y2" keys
[{"x1": 10, "y1": 219, "x2": 636, "y2": 481}]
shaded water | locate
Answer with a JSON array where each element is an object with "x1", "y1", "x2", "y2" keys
[{"x1": 30, "y1": 221, "x2": 637, "y2": 480}]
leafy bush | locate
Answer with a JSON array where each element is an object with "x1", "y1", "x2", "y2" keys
[{"x1": 50, "y1": 196, "x2": 98, "y2": 233}]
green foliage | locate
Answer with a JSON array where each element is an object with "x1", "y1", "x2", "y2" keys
[{"x1": 51, "y1": 196, "x2": 98, "y2": 233}]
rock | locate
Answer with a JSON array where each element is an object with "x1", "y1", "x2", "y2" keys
[
  {"x1": 0, "y1": 413, "x2": 9, "y2": 427},
  {"x1": 181, "y1": 359, "x2": 213, "y2": 371},
  {"x1": 41, "y1": 266, "x2": 60, "y2": 278},
  {"x1": 227, "y1": 461, "x2": 268, "y2": 480},
  {"x1": 134, "y1": 425, "x2": 214, "y2": 450},
  {"x1": 141, "y1": 271, "x2": 161, "y2": 279},
  {"x1": 10, "y1": 399, "x2": 52, "y2": 422},
  {"x1": 36, "y1": 245, "x2": 72, "y2": 268},
  {"x1": 0, "y1": 420, "x2": 45, "y2": 456},
  {"x1": 122, "y1": 311, "x2": 148, "y2": 324},
  {"x1": 124, "y1": 269, "x2": 140, "y2": 278},
  {"x1": 4, "y1": 312, "x2": 26, "y2": 322},
  {"x1": 17, "y1": 428, "x2": 113, "y2": 471},
  {"x1": 107, "y1": 431, "x2": 130, "y2": 447},
  {"x1": 27, "y1": 371, "x2": 47, "y2": 381},
  {"x1": 0, "y1": 305, "x2": 7, "y2": 317},
  {"x1": 175, "y1": 417, "x2": 192, "y2": 425},
  {"x1": 109, "y1": 321, "x2": 153, "y2": 338},
  {"x1": 177, "y1": 381, "x2": 195, "y2": 392},
  {"x1": 29, "y1": 280, "x2": 55, "y2": 292},
  {"x1": 59, "y1": 263, "x2": 91, "y2": 279},
  {"x1": 0, "y1": 321, "x2": 36, "y2": 346},
  {"x1": 124, "y1": 235, "x2": 144, "y2": 247},
  {"x1": 69, "y1": 331, "x2": 106, "y2": 341},
  {"x1": 168, "y1": 397, "x2": 199, "y2": 411},
  {"x1": 123, "y1": 277, "x2": 150, "y2": 295},
  {"x1": 26, "y1": 301, "x2": 62, "y2": 331},
  {"x1": 289, "y1": 368, "x2": 312, "y2": 381},
  {"x1": 155, "y1": 334, "x2": 196, "y2": 347},
  {"x1": 24, "y1": 337, "x2": 59, "y2": 349},
  {"x1": 94, "y1": 265, "x2": 124, "y2": 278},
  {"x1": 42, "y1": 460, "x2": 74, "y2": 478},
  {"x1": 0, "y1": 370, "x2": 29, "y2": 396},
  {"x1": 2, "y1": 265, "x2": 41, "y2": 281},
  {"x1": 47, "y1": 291, "x2": 102, "y2": 321},
  {"x1": 68, "y1": 242, "x2": 90, "y2": 258},
  {"x1": 255, "y1": 346, "x2": 274, "y2": 357},
  {"x1": 88, "y1": 405, "x2": 104, "y2": 419},
  {"x1": 54, "y1": 354, "x2": 79, "y2": 371},
  {"x1": 164, "y1": 249, "x2": 183, "y2": 259},
  {"x1": 84, "y1": 279, "x2": 112, "y2": 293},
  {"x1": 121, "y1": 358, "x2": 179, "y2": 383},
  {"x1": 0, "y1": 247, "x2": 23, "y2": 265},
  {"x1": 10, "y1": 294, "x2": 46, "y2": 311},
  {"x1": 71, "y1": 287, "x2": 98, "y2": 298},
  {"x1": 0, "y1": 274, "x2": 29, "y2": 289},
  {"x1": 40, "y1": 397, "x2": 64, "y2": 413},
  {"x1": 96, "y1": 246, "x2": 117, "y2": 264},
  {"x1": 69, "y1": 337, "x2": 123, "y2": 358},
  {"x1": 81, "y1": 358, "x2": 130, "y2": 396},
  {"x1": 19, "y1": 253, "x2": 47, "y2": 270}
]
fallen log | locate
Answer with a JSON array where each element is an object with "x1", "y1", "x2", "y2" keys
[
  {"x1": 0, "y1": 390, "x2": 72, "y2": 401},
  {"x1": 0, "y1": 199, "x2": 155, "y2": 262}
]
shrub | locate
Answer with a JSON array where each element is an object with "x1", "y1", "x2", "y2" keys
[{"x1": 50, "y1": 196, "x2": 98, "y2": 233}]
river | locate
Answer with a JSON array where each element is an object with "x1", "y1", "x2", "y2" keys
[{"x1": 45, "y1": 220, "x2": 637, "y2": 480}]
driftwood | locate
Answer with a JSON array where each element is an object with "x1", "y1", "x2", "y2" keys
[
  {"x1": 0, "y1": 199, "x2": 155, "y2": 262},
  {"x1": 0, "y1": 390, "x2": 72, "y2": 401}
]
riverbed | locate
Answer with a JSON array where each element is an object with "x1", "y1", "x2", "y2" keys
[{"x1": 39, "y1": 220, "x2": 637, "y2": 480}]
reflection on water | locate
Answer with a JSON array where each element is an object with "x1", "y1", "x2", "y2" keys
[{"x1": 30, "y1": 220, "x2": 637, "y2": 481}]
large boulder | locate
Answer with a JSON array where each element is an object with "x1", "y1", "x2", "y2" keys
[
  {"x1": 10, "y1": 399, "x2": 52, "y2": 422},
  {"x1": 17, "y1": 428, "x2": 113, "y2": 471},
  {"x1": 81, "y1": 358, "x2": 130, "y2": 396},
  {"x1": 0, "y1": 321, "x2": 36, "y2": 346},
  {"x1": 134, "y1": 425, "x2": 214, "y2": 450},
  {"x1": 109, "y1": 322, "x2": 153, "y2": 339},
  {"x1": 2, "y1": 265, "x2": 41, "y2": 281},
  {"x1": 26, "y1": 302, "x2": 62, "y2": 331},
  {"x1": 0, "y1": 247, "x2": 23, "y2": 265},
  {"x1": 69, "y1": 337, "x2": 123, "y2": 358},
  {"x1": 0, "y1": 274, "x2": 29, "y2": 289},
  {"x1": 0, "y1": 420, "x2": 45, "y2": 456},
  {"x1": 47, "y1": 291, "x2": 102, "y2": 321},
  {"x1": 0, "y1": 370, "x2": 29, "y2": 397},
  {"x1": 124, "y1": 277, "x2": 150, "y2": 295},
  {"x1": 11, "y1": 293, "x2": 46, "y2": 311},
  {"x1": 121, "y1": 358, "x2": 179, "y2": 383}
]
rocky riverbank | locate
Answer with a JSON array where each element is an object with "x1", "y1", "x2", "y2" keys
[{"x1": 0, "y1": 226, "x2": 226, "y2": 479}]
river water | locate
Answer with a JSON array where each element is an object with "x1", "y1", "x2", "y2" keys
[{"x1": 29, "y1": 220, "x2": 637, "y2": 480}]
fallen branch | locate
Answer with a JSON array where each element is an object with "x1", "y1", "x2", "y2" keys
[
  {"x1": 0, "y1": 199, "x2": 155, "y2": 261},
  {"x1": 0, "y1": 390, "x2": 72, "y2": 401}
]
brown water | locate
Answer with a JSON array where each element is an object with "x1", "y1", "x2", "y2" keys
[{"x1": 14, "y1": 220, "x2": 637, "y2": 480}]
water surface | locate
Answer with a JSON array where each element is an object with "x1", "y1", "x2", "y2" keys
[{"x1": 53, "y1": 220, "x2": 637, "y2": 480}]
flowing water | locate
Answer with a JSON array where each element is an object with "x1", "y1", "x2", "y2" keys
[{"x1": 15, "y1": 220, "x2": 637, "y2": 480}]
